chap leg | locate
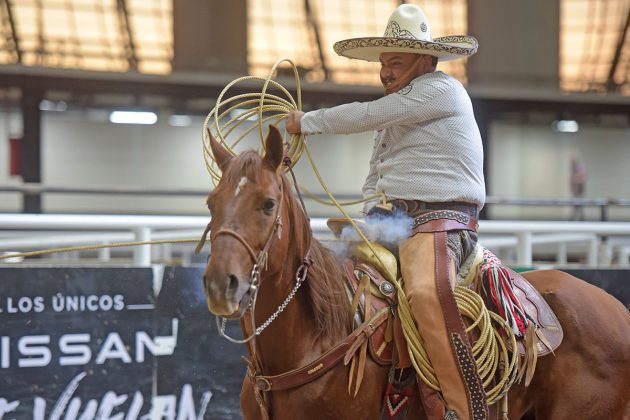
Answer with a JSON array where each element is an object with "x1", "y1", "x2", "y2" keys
[{"x1": 400, "y1": 232, "x2": 488, "y2": 420}]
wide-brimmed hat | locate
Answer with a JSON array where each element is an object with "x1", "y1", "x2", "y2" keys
[{"x1": 333, "y1": 4, "x2": 478, "y2": 62}]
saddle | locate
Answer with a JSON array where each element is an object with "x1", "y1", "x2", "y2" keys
[
  {"x1": 328, "y1": 218, "x2": 563, "y2": 365},
  {"x1": 342, "y1": 243, "x2": 399, "y2": 366},
  {"x1": 463, "y1": 245, "x2": 563, "y2": 357}
]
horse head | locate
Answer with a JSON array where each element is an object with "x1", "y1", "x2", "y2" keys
[{"x1": 202, "y1": 125, "x2": 289, "y2": 317}]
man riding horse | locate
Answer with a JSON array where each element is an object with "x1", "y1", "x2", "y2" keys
[{"x1": 286, "y1": 4, "x2": 486, "y2": 419}]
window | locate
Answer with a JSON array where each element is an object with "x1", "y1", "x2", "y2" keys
[
  {"x1": 0, "y1": 0, "x2": 172, "y2": 74},
  {"x1": 560, "y1": 0, "x2": 630, "y2": 94},
  {"x1": 247, "y1": 0, "x2": 469, "y2": 85}
]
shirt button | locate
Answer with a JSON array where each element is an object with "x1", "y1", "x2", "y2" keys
[
  {"x1": 380, "y1": 158, "x2": 384, "y2": 162},
  {"x1": 381, "y1": 143, "x2": 387, "y2": 148}
]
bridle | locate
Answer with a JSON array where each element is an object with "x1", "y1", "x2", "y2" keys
[
  {"x1": 197, "y1": 170, "x2": 313, "y2": 344},
  {"x1": 198, "y1": 160, "x2": 318, "y2": 420}
]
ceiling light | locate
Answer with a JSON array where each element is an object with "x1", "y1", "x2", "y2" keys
[
  {"x1": 109, "y1": 111, "x2": 158, "y2": 125},
  {"x1": 39, "y1": 100, "x2": 67, "y2": 112},
  {"x1": 168, "y1": 114, "x2": 192, "y2": 127},
  {"x1": 552, "y1": 120, "x2": 579, "y2": 133}
]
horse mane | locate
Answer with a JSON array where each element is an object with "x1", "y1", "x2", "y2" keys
[{"x1": 282, "y1": 175, "x2": 354, "y2": 342}]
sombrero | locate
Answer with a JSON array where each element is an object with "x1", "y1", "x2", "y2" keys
[{"x1": 333, "y1": 4, "x2": 478, "y2": 62}]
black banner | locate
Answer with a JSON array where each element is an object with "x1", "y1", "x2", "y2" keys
[
  {"x1": 156, "y1": 267, "x2": 246, "y2": 420},
  {"x1": 0, "y1": 267, "x2": 246, "y2": 420},
  {"x1": 563, "y1": 268, "x2": 630, "y2": 307}
]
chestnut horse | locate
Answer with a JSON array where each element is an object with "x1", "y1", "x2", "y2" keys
[{"x1": 202, "y1": 126, "x2": 630, "y2": 419}]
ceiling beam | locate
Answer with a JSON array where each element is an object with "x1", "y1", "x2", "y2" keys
[
  {"x1": 304, "y1": 0, "x2": 329, "y2": 80},
  {"x1": 606, "y1": 10, "x2": 630, "y2": 92},
  {"x1": 0, "y1": 65, "x2": 628, "y2": 117},
  {"x1": 116, "y1": 0, "x2": 138, "y2": 71},
  {"x1": 3, "y1": 0, "x2": 22, "y2": 63}
]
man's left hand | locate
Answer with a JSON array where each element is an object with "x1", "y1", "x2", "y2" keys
[{"x1": 285, "y1": 111, "x2": 304, "y2": 134}]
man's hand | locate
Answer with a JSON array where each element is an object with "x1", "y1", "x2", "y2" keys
[{"x1": 285, "y1": 111, "x2": 304, "y2": 134}]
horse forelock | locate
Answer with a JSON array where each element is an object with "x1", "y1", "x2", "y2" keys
[{"x1": 217, "y1": 150, "x2": 270, "y2": 192}]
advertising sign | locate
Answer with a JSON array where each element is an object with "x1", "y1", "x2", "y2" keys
[{"x1": 0, "y1": 267, "x2": 246, "y2": 420}]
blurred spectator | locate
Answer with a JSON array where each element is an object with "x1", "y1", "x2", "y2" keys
[{"x1": 570, "y1": 154, "x2": 587, "y2": 220}]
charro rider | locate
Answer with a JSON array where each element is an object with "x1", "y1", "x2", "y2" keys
[{"x1": 286, "y1": 4, "x2": 487, "y2": 420}]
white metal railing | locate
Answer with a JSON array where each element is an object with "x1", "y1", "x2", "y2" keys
[
  {"x1": 2, "y1": 184, "x2": 630, "y2": 221},
  {"x1": 1, "y1": 213, "x2": 629, "y2": 267}
]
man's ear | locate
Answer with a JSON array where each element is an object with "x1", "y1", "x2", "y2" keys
[
  {"x1": 208, "y1": 128, "x2": 233, "y2": 171},
  {"x1": 262, "y1": 125, "x2": 284, "y2": 171}
]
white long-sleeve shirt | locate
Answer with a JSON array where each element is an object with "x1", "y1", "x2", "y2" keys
[{"x1": 300, "y1": 71, "x2": 485, "y2": 212}]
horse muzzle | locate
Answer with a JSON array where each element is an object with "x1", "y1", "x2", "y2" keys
[{"x1": 203, "y1": 271, "x2": 252, "y2": 317}]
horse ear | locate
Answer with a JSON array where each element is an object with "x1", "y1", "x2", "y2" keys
[
  {"x1": 207, "y1": 128, "x2": 233, "y2": 171},
  {"x1": 263, "y1": 125, "x2": 285, "y2": 171}
]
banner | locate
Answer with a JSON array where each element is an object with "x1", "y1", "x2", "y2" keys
[
  {"x1": 0, "y1": 267, "x2": 246, "y2": 420},
  {"x1": 156, "y1": 267, "x2": 246, "y2": 420}
]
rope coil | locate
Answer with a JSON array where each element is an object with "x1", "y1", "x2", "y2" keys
[
  {"x1": 202, "y1": 59, "x2": 304, "y2": 184},
  {"x1": 397, "y1": 283, "x2": 519, "y2": 405}
]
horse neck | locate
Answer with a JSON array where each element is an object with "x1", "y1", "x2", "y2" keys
[
  {"x1": 243, "y1": 184, "x2": 321, "y2": 374},
  {"x1": 243, "y1": 185, "x2": 314, "y2": 374}
]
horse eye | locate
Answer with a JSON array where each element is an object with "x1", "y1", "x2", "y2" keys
[{"x1": 261, "y1": 199, "x2": 276, "y2": 213}]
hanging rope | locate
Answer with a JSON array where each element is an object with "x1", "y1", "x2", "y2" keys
[
  {"x1": 398, "y1": 284, "x2": 520, "y2": 405},
  {"x1": 0, "y1": 238, "x2": 199, "y2": 261}
]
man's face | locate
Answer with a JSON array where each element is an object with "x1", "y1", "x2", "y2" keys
[{"x1": 379, "y1": 52, "x2": 429, "y2": 89}]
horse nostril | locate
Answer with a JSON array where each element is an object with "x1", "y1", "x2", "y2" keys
[{"x1": 228, "y1": 274, "x2": 239, "y2": 295}]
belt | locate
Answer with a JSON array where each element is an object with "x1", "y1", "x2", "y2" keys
[{"x1": 388, "y1": 199, "x2": 479, "y2": 218}]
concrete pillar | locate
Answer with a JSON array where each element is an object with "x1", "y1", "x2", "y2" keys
[
  {"x1": 173, "y1": 0, "x2": 248, "y2": 74},
  {"x1": 21, "y1": 87, "x2": 43, "y2": 213}
]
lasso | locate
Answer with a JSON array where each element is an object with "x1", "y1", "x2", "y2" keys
[{"x1": 201, "y1": 59, "x2": 520, "y2": 409}]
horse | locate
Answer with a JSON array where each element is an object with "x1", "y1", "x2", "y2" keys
[{"x1": 201, "y1": 125, "x2": 630, "y2": 420}]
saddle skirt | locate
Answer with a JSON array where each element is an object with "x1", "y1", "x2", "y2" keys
[
  {"x1": 342, "y1": 242, "x2": 399, "y2": 366},
  {"x1": 462, "y1": 245, "x2": 564, "y2": 357}
]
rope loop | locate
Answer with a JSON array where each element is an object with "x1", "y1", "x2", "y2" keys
[{"x1": 202, "y1": 58, "x2": 306, "y2": 186}]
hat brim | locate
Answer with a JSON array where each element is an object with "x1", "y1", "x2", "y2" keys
[{"x1": 333, "y1": 35, "x2": 478, "y2": 62}]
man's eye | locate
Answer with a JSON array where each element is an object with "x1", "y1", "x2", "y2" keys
[{"x1": 262, "y1": 199, "x2": 276, "y2": 213}]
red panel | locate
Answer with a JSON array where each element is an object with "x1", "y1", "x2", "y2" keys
[{"x1": 9, "y1": 137, "x2": 21, "y2": 176}]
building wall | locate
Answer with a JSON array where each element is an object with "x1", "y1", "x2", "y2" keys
[
  {"x1": 0, "y1": 112, "x2": 372, "y2": 216},
  {"x1": 467, "y1": 0, "x2": 560, "y2": 90},
  {"x1": 1, "y1": 111, "x2": 629, "y2": 219},
  {"x1": 488, "y1": 120, "x2": 630, "y2": 219}
]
